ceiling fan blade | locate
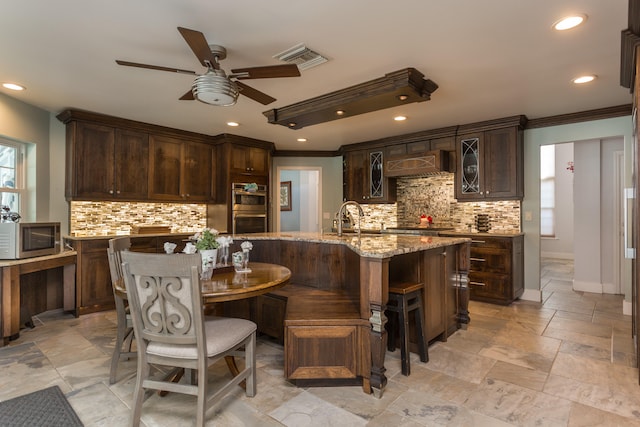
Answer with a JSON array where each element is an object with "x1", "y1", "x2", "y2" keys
[
  {"x1": 231, "y1": 64, "x2": 300, "y2": 80},
  {"x1": 179, "y1": 89, "x2": 195, "y2": 100},
  {"x1": 177, "y1": 27, "x2": 218, "y2": 68},
  {"x1": 115, "y1": 60, "x2": 196, "y2": 75},
  {"x1": 236, "y1": 81, "x2": 276, "y2": 105}
]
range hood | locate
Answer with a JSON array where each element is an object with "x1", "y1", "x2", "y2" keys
[{"x1": 383, "y1": 150, "x2": 450, "y2": 177}]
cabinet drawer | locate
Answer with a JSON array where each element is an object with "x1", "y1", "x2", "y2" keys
[
  {"x1": 469, "y1": 238, "x2": 511, "y2": 249},
  {"x1": 469, "y1": 248, "x2": 510, "y2": 274},
  {"x1": 468, "y1": 272, "x2": 510, "y2": 300}
]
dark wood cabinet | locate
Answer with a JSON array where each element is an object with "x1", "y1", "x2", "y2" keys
[
  {"x1": 441, "y1": 233, "x2": 523, "y2": 304},
  {"x1": 149, "y1": 135, "x2": 214, "y2": 202},
  {"x1": 64, "y1": 122, "x2": 149, "y2": 200},
  {"x1": 229, "y1": 144, "x2": 268, "y2": 177},
  {"x1": 67, "y1": 234, "x2": 192, "y2": 315},
  {"x1": 115, "y1": 129, "x2": 149, "y2": 199},
  {"x1": 455, "y1": 125, "x2": 523, "y2": 201},
  {"x1": 343, "y1": 149, "x2": 396, "y2": 203}
]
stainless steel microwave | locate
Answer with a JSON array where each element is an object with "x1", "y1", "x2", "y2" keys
[{"x1": 0, "y1": 222, "x2": 61, "y2": 259}]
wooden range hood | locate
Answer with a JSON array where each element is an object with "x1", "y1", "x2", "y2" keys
[
  {"x1": 384, "y1": 150, "x2": 450, "y2": 177},
  {"x1": 263, "y1": 68, "x2": 438, "y2": 130}
]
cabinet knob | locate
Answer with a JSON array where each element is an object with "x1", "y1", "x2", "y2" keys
[
  {"x1": 109, "y1": 189, "x2": 114, "y2": 194},
  {"x1": 486, "y1": 190, "x2": 490, "y2": 195},
  {"x1": 116, "y1": 190, "x2": 120, "y2": 194}
]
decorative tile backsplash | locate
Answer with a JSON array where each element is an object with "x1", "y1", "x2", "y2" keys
[
  {"x1": 351, "y1": 174, "x2": 521, "y2": 232},
  {"x1": 72, "y1": 174, "x2": 520, "y2": 236},
  {"x1": 70, "y1": 201, "x2": 206, "y2": 236}
]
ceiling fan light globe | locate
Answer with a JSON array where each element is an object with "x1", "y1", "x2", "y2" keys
[{"x1": 192, "y1": 70, "x2": 239, "y2": 106}]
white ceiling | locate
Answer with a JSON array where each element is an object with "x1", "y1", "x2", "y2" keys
[{"x1": 0, "y1": 1, "x2": 632, "y2": 151}]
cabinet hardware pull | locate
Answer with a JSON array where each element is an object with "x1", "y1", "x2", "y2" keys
[
  {"x1": 469, "y1": 281, "x2": 486, "y2": 286},
  {"x1": 470, "y1": 257, "x2": 486, "y2": 262},
  {"x1": 471, "y1": 240, "x2": 486, "y2": 244}
]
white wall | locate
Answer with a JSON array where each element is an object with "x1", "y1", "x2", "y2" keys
[
  {"x1": 523, "y1": 116, "x2": 633, "y2": 304},
  {"x1": 280, "y1": 170, "x2": 301, "y2": 231}
]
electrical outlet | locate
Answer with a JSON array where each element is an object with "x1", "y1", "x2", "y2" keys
[
  {"x1": 524, "y1": 211, "x2": 533, "y2": 221},
  {"x1": 323, "y1": 212, "x2": 330, "y2": 219}
]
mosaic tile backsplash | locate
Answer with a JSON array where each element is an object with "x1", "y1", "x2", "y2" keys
[
  {"x1": 70, "y1": 201, "x2": 207, "y2": 236},
  {"x1": 72, "y1": 175, "x2": 519, "y2": 236},
  {"x1": 350, "y1": 174, "x2": 521, "y2": 233}
]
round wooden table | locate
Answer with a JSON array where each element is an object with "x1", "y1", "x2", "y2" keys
[
  {"x1": 201, "y1": 262, "x2": 291, "y2": 303},
  {"x1": 201, "y1": 262, "x2": 291, "y2": 386}
]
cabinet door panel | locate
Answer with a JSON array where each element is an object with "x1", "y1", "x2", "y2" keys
[
  {"x1": 74, "y1": 122, "x2": 115, "y2": 198},
  {"x1": 115, "y1": 129, "x2": 148, "y2": 199},
  {"x1": 484, "y1": 127, "x2": 518, "y2": 198},
  {"x1": 149, "y1": 135, "x2": 182, "y2": 200},
  {"x1": 183, "y1": 142, "x2": 213, "y2": 201}
]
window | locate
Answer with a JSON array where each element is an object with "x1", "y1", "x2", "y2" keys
[
  {"x1": 0, "y1": 139, "x2": 23, "y2": 214},
  {"x1": 540, "y1": 145, "x2": 555, "y2": 237}
]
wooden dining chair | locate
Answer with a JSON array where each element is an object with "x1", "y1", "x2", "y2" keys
[
  {"x1": 121, "y1": 251, "x2": 257, "y2": 427},
  {"x1": 107, "y1": 236, "x2": 135, "y2": 384}
]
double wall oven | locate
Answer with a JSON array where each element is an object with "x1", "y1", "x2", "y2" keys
[{"x1": 232, "y1": 183, "x2": 267, "y2": 234}]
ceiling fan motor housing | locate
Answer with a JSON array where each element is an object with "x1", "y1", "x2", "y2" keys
[{"x1": 192, "y1": 69, "x2": 239, "y2": 106}]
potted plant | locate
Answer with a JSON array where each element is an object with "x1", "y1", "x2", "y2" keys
[{"x1": 192, "y1": 228, "x2": 221, "y2": 275}]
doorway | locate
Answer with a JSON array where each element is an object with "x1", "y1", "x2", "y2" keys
[
  {"x1": 539, "y1": 138, "x2": 625, "y2": 296},
  {"x1": 275, "y1": 167, "x2": 321, "y2": 232}
]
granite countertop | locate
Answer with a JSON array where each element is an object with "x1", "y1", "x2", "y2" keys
[
  {"x1": 438, "y1": 231, "x2": 525, "y2": 237},
  {"x1": 231, "y1": 231, "x2": 470, "y2": 259}
]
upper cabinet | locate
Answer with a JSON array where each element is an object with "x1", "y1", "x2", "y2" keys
[
  {"x1": 343, "y1": 149, "x2": 396, "y2": 203},
  {"x1": 64, "y1": 120, "x2": 149, "y2": 200},
  {"x1": 58, "y1": 109, "x2": 216, "y2": 203},
  {"x1": 455, "y1": 118, "x2": 525, "y2": 201},
  {"x1": 148, "y1": 135, "x2": 214, "y2": 202},
  {"x1": 229, "y1": 144, "x2": 269, "y2": 177}
]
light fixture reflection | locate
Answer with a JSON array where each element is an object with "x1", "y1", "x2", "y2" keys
[
  {"x1": 394, "y1": 115, "x2": 407, "y2": 121},
  {"x1": 297, "y1": 138, "x2": 307, "y2": 142},
  {"x1": 226, "y1": 121, "x2": 239, "y2": 127}
]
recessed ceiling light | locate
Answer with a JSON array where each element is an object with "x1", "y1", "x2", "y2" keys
[
  {"x1": 394, "y1": 115, "x2": 407, "y2": 121},
  {"x1": 297, "y1": 138, "x2": 307, "y2": 142},
  {"x1": 572, "y1": 75, "x2": 596, "y2": 84},
  {"x1": 336, "y1": 110, "x2": 345, "y2": 116},
  {"x1": 226, "y1": 121, "x2": 239, "y2": 127},
  {"x1": 2, "y1": 83, "x2": 25, "y2": 91},
  {"x1": 288, "y1": 122, "x2": 297, "y2": 127},
  {"x1": 553, "y1": 14, "x2": 587, "y2": 31},
  {"x1": 397, "y1": 94, "x2": 409, "y2": 101}
]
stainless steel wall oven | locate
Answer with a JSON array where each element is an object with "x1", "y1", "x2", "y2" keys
[{"x1": 232, "y1": 183, "x2": 267, "y2": 234}]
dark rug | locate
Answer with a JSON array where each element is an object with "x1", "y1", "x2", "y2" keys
[{"x1": 0, "y1": 385, "x2": 83, "y2": 426}]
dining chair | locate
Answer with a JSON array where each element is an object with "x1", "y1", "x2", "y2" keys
[
  {"x1": 107, "y1": 236, "x2": 135, "y2": 384},
  {"x1": 121, "y1": 251, "x2": 257, "y2": 427}
]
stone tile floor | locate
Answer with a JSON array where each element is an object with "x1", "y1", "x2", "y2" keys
[{"x1": 1, "y1": 258, "x2": 639, "y2": 426}]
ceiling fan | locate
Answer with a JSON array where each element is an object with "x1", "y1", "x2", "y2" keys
[{"x1": 116, "y1": 27, "x2": 300, "y2": 106}]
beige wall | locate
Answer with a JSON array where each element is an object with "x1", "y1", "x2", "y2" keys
[{"x1": 0, "y1": 92, "x2": 63, "y2": 225}]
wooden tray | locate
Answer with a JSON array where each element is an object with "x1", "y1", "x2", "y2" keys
[{"x1": 131, "y1": 225, "x2": 172, "y2": 234}]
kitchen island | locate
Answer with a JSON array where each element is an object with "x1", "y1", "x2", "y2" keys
[{"x1": 226, "y1": 231, "x2": 471, "y2": 397}]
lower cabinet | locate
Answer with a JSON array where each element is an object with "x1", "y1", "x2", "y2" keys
[
  {"x1": 67, "y1": 234, "x2": 192, "y2": 315},
  {"x1": 443, "y1": 234, "x2": 523, "y2": 304}
]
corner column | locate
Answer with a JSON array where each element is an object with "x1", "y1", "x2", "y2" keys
[{"x1": 360, "y1": 256, "x2": 389, "y2": 398}]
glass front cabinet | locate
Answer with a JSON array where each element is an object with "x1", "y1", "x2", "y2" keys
[
  {"x1": 455, "y1": 126, "x2": 523, "y2": 201},
  {"x1": 343, "y1": 149, "x2": 396, "y2": 203}
]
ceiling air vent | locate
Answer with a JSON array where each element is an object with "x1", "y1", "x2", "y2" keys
[{"x1": 273, "y1": 43, "x2": 328, "y2": 71}]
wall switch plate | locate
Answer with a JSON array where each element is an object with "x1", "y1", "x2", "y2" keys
[
  {"x1": 323, "y1": 212, "x2": 330, "y2": 219},
  {"x1": 524, "y1": 211, "x2": 533, "y2": 221}
]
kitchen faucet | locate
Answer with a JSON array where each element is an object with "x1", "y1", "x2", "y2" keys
[{"x1": 337, "y1": 201, "x2": 364, "y2": 237}]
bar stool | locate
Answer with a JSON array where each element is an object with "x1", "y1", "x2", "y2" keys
[{"x1": 386, "y1": 282, "x2": 428, "y2": 376}]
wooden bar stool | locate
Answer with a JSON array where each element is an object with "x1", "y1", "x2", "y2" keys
[{"x1": 386, "y1": 282, "x2": 428, "y2": 376}]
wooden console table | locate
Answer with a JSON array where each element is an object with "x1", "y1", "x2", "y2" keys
[{"x1": 1, "y1": 251, "x2": 77, "y2": 346}]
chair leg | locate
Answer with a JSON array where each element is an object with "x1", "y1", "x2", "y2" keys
[
  {"x1": 386, "y1": 307, "x2": 397, "y2": 352},
  {"x1": 398, "y1": 298, "x2": 410, "y2": 376},
  {"x1": 196, "y1": 364, "x2": 207, "y2": 427},
  {"x1": 130, "y1": 359, "x2": 149, "y2": 427},
  {"x1": 245, "y1": 332, "x2": 256, "y2": 397},
  {"x1": 109, "y1": 297, "x2": 128, "y2": 384},
  {"x1": 413, "y1": 296, "x2": 429, "y2": 363}
]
